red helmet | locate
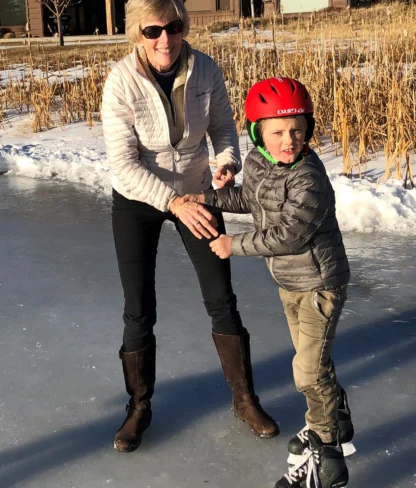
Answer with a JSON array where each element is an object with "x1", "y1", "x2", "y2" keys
[
  {"x1": 245, "y1": 77, "x2": 314, "y2": 123},
  {"x1": 245, "y1": 77, "x2": 315, "y2": 146}
]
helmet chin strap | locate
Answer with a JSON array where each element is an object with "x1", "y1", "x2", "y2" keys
[
  {"x1": 257, "y1": 145, "x2": 279, "y2": 165},
  {"x1": 250, "y1": 122, "x2": 279, "y2": 164}
]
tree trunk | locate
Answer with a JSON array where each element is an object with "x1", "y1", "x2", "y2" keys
[
  {"x1": 57, "y1": 16, "x2": 64, "y2": 47},
  {"x1": 106, "y1": 0, "x2": 116, "y2": 35}
]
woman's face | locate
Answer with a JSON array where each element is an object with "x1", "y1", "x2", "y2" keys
[{"x1": 138, "y1": 15, "x2": 184, "y2": 72}]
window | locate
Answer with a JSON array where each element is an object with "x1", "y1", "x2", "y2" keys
[
  {"x1": 0, "y1": 0, "x2": 26, "y2": 26},
  {"x1": 185, "y1": 0, "x2": 209, "y2": 11},
  {"x1": 217, "y1": 0, "x2": 231, "y2": 10}
]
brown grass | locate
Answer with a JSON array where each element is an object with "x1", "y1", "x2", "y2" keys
[{"x1": 1, "y1": 2, "x2": 415, "y2": 184}]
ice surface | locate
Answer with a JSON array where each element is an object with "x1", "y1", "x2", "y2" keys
[{"x1": 0, "y1": 176, "x2": 415, "y2": 488}]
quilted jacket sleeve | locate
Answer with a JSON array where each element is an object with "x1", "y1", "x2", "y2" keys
[
  {"x1": 206, "y1": 61, "x2": 242, "y2": 174},
  {"x1": 203, "y1": 186, "x2": 251, "y2": 214},
  {"x1": 101, "y1": 67, "x2": 178, "y2": 212},
  {"x1": 231, "y1": 166, "x2": 331, "y2": 256}
]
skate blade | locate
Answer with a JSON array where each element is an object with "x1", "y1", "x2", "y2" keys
[
  {"x1": 287, "y1": 453, "x2": 301, "y2": 465},
  {"x1": 287, "y1": 442, "x2": 356, "y2": 465},
  {"x1": 342, "y1": 441, "x2": 356, "y2": 457}
]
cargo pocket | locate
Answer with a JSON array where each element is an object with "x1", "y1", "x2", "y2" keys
[{"x1": 311, "y1": 290, "x2": 345, "y2": 323}]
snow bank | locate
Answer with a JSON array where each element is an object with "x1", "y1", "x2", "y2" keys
[
  {"x1": 0, "y1": 63, "x2": 112, "y2": 88},
  {"x1": 0, "y1": 140, "x2": 110, "y2": 195},
  {"x1": 330, "y1": 172, "x2": 416, "y2": 235},
  {"x1": 1, "y1": 123, "x2": 415, "y2": 236}
]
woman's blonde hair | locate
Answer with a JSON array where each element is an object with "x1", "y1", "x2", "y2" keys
[{"x1": 125, "y1": 0, "x2": 190, "y2": 45}]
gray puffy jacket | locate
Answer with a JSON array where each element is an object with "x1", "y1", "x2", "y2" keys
[{"x1": 204, "y1": 147, "x2": 350, "y2": 292}]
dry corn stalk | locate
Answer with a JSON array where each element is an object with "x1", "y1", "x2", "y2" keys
[{"x1": 0, "y1": 3, "x2": 415, "y2": 183}]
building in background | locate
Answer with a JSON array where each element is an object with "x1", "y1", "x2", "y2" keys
[
  {"x1": 186, "y1": 0, "x2": 240, "y2": 26},
  {"x1": 0, "y1": 0, "x2": 358, "y2": 38},
  {"x1": 268, "y1": 0, "x2": 359, "y2": 14},
  {"x1": 0, "y1": 0, "x2": 27, "y2": 37},
  {"x1": 0, "y1": 0, "x2": 241, "y2": 38}
]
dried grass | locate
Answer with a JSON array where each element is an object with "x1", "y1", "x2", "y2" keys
[{"x1": 1, "y1": 3, "x2": 415, "y2": 185}]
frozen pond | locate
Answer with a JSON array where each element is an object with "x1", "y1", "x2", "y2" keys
[{"x1": 0, "y1": 176, "x2": 415, "y2": 488}]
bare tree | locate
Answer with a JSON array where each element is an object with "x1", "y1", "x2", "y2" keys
[{"x1": 35, "y1": 0, "x2": 83, "y2": 47}]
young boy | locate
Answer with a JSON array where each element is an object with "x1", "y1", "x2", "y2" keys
[{"x1": 183, "y1": 78, "x2": 355, "y2": 487}]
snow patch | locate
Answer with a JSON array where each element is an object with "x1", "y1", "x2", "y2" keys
[{"x1": 1, "y1": 121, "x2": 415, "y2": 236}]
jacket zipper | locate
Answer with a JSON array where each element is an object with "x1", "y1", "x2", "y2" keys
[
  {"x1": 176, "y1": 49, "x2": 194, "y2": 149},
  {"x1": 140, "y1": 78, "x2": 176, "y2": 183},
  {"x1": 141, "y1": 62, "x2": 194, "y2": 191},
  {"x1": 172, "y1": 54, "x2": 194, "y2": 188},
  {"x1": 255, "y1": 167, "x2": 285, "y2": 289}
]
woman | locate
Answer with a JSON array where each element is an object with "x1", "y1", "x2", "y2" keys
[{"x1": 102, "y1": 0, "x2": 278, "y2": 453}]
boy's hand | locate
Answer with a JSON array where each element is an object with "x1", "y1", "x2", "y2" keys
[
  {"x1": 213, "y1": 164, "x2": 236, "y2": 189},
  {"x1": 209, "y1": 234, "x2": 233, "y2": 259}
]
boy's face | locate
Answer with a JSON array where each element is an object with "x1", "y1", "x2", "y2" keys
[{"x1": 260, "y1": 116, "x2": 307, "y2": 164}]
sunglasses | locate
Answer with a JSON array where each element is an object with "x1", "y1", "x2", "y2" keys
[{"x1": 141, "y1": 20, "x2": 184, "y2": 40}]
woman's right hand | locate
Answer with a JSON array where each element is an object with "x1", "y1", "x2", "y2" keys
[{"x1": 169, "y1": 197, "x2": 218, "y2": 240}]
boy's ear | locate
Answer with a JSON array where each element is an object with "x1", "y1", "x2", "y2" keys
[{"x1": 305, "y1": 115, "x2": 315, "y2": 142}]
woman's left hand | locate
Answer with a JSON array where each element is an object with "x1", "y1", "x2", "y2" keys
[
  {"x1": 170, "y1": 199, "x2": 218, "y2": 239},
  {"x1": 209, "y1": 234, "x2": 233, "y2": 259},
  {"x1": 213, "y1": 164, "x2": 236, "y2": 189}
]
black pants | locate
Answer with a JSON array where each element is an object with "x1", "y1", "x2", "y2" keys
[{"x1": 112, "y1": 190, "x2": 244, "y2": 352}]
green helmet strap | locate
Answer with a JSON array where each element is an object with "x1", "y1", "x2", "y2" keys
[
  {"x1": 250, "y1": 122, "x2": 258, "y2": 143},
  {"x1": 250, "y1": 122, "x2": 279, "y2": 165},
  {"x1": 257, "y1": 145, "x2": 279, "y2": 165}
]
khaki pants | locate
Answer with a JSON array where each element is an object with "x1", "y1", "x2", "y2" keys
[{"x1": 279, "y1": 286, "x2": 347, "y2": 443}]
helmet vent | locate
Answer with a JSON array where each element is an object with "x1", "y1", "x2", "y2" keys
[
  {"x1": 270, "y1": 83, "x2": 279, "y2": 95},
  {"x1": 259, "y1": 94, "x2": 267, "y2": 104},
  {"x1": 289, "y1": 80, "x2": 296, "y2": 94}
]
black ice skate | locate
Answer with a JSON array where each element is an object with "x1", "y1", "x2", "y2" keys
[
  {"x1": 287, "y1": 389, "x2": 355, "y2": 465},
  {"x1": 275, "y1": 430, "x2": 349, "y2": 488}
]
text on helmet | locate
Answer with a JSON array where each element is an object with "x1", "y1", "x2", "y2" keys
[{"x1": 277, "y1": 108, "x2": 305, "y2": 114}]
